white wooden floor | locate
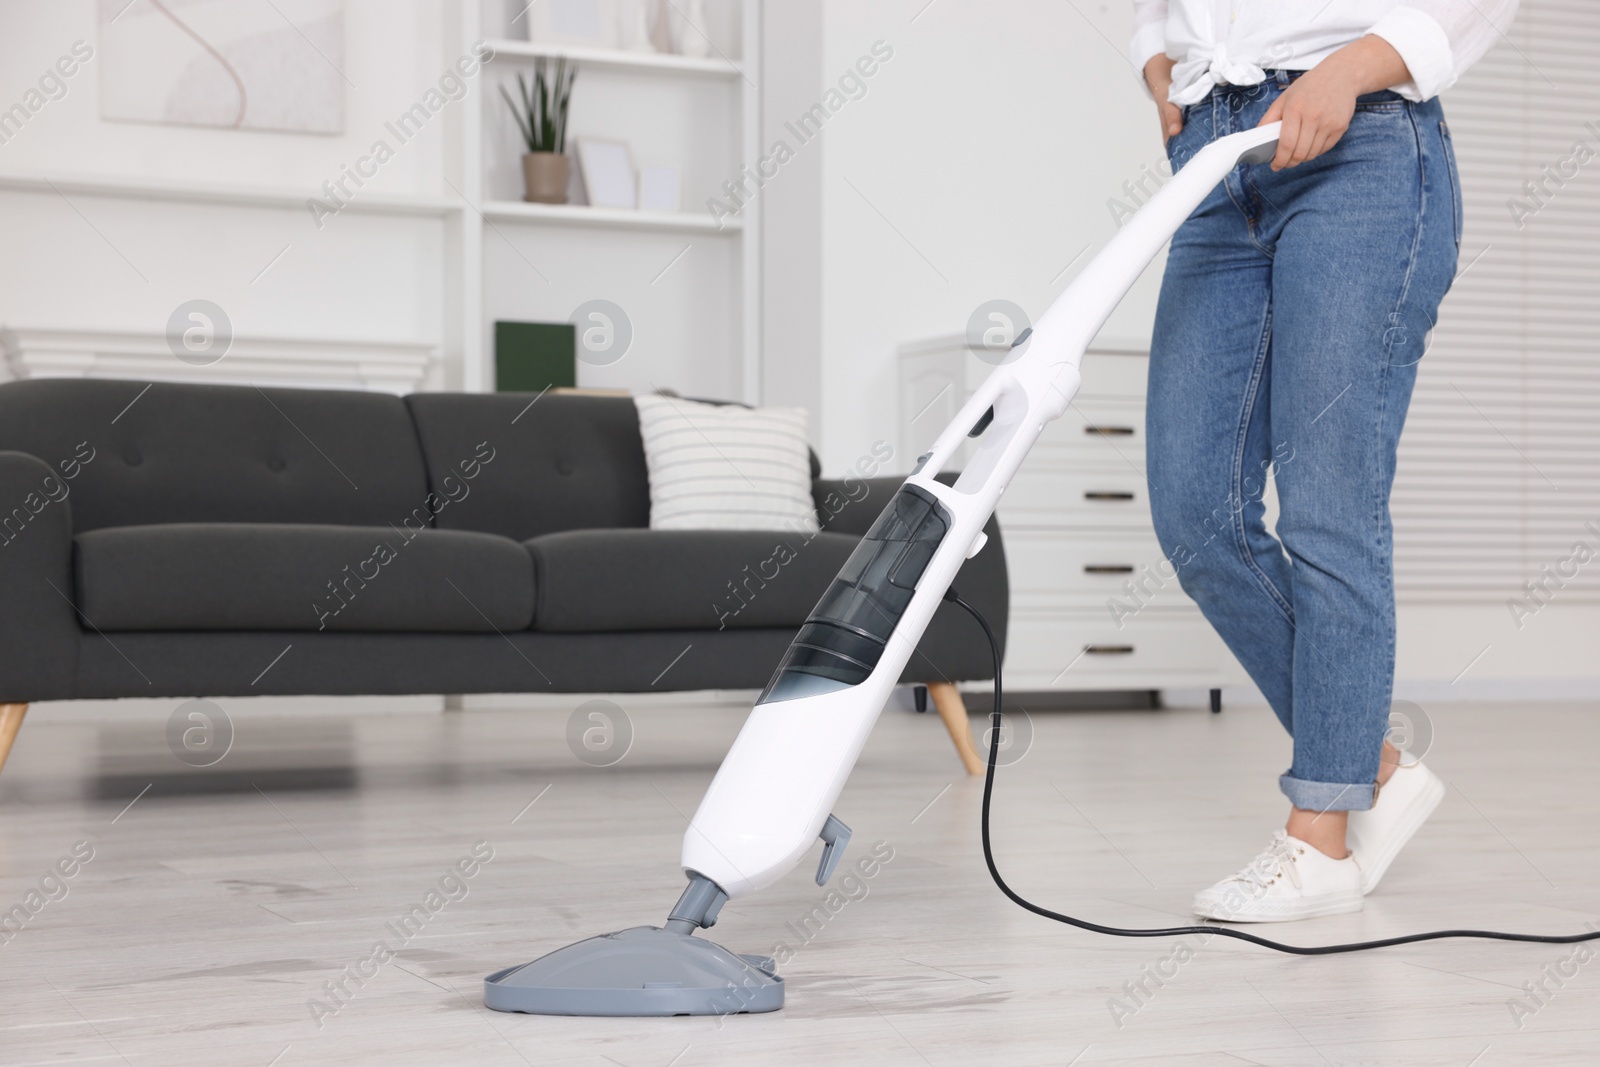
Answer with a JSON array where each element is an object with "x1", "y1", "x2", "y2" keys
[{"x1": 2, "y1": 696, "x2": 1598, "y2": 1066}]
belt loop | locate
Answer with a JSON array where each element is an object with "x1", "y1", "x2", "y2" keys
[{"x1": 1274, "y1": 69, "x2": 1288, "y2": 88}]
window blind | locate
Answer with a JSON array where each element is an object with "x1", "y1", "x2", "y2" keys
[{"x1": 1393, "y1": 0, "x2": 1600, "y2": 599}]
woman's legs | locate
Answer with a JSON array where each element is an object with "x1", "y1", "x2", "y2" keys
[
  {"x1": 1147, "y1": 102, "x2": 1299, "y2": 742},
  {"x1": 1150, "y1": 81, "x2": 1459, "y2": 890},
  {"x1": 1254, "y1": 93, "x2": 1458, "y2": 825}
]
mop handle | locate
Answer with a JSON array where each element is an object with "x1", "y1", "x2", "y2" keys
[
  {"x1": 919, "y1": 121, "x2": 1283, "y2": 481},
  {"x1": 681, "y1": 123, "x2": 1281, "y2": 902}
]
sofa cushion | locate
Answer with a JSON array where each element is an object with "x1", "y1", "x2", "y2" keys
[
  {"x1": 526, "y1": 528, "x2": 861, "y2": 632},
  {"x1": 75, "y1": 523, "x2": 533, "y2": 632},
  {"x1": 405, "y1": 392, "x2": 653, "y2": 542},
  {"x1": 0, "y1": 379, "x2": 431, "y2": 533},
  {"x1": 634, "y1": 394, "x2": 820, "y2": 533}
]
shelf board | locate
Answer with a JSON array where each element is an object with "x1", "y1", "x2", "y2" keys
[
  {"x1": 0, "y1": 172, "x2": 457, "y2": 217},
  {"x1": 486, "y1": 38, "x2": 741, "y2": 79},
  {"x1": 479, "y1": 199, "x2": 739, "y2": 234}
]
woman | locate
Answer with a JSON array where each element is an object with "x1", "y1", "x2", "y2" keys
[{"x1": 1130, "y1": 1, "x2": 1517, "y2": 921}]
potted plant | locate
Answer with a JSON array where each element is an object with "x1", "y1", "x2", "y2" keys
[{"x1": 501, "y1": 58, "x2": 577, "y2": 204}]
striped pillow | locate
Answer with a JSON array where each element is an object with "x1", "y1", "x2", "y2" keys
[{"x1": 634, "y1": 394, "x2": 819, "y2": 533}]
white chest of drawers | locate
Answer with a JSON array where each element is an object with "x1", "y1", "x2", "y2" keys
[{"x1": 898, "y1": 335, "x2": 1244, "y2": 698}]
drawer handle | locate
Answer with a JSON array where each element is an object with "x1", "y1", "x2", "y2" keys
[
  {"x1": 1084, "y1": 425, "x2": 1136, "y2": 437},
  {"x1": 1083, "y1": 564, "x2": 1135, "y2": 574},
  {"x1": 1084, "y1": 644, "x2": 1135, "y2": 655},
  {"x1": 1084, "y1": 491, "x2": 1136, "y2": 501}
]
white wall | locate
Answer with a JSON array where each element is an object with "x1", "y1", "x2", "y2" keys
[
  {"x1": 0, "y1": 2, "x2": 449, "y2": 192},
  {"x1": 757, "y1": 0, "x2": 824, "y2": 431},
  {"x1": 799, "y1": 0, "x2": 1600, "y2": 699},
  {"x1": 8, "y1": 0, "x2": 1593, "y2": 703},
  {"x1": 0, "y1": 1, "x2": 456, "y2": 387},
  {"x1": 815, "y1": 0, "x2": 1162, "y2": 472},
  {"x1": 0, "y1": 0, "x2": 748, "y2": 397}
]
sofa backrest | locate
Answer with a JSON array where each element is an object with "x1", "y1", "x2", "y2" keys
[
  {"x1": 0, "y1": 380, "x2": 822, "y2": 541},
  {"x1": 405, "y1": 392, "x2": 652, "y2": 541},
  {"x1": 0, "y1": 379, "x2": 430, "y2": 533}
]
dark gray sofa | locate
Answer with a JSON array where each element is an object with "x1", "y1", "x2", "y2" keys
[{"x1": 0, "y1": 379, "x2": 1006, "y2": 719}]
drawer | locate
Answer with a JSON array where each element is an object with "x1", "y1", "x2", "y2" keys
[
  {"x1": 1005, "y1": 530, "x2": 1188, "y2": 609},
  {"x1": 896, "y1": 342, "x2": 1146, "y2": 474},
  {"x1": 999, "y1": 468, "x2": 1152, "y2": 529},
  {"x1": 1034, "y1": 398, "x2": 1146, "y2": 470},
  {"x1": 1003, "y1": 611, "x2": 1229, "y2": 688}
]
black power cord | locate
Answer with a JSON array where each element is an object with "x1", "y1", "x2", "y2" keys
[{"x1": 942, "y1": 587, "x2": 1600, "y2": 955}]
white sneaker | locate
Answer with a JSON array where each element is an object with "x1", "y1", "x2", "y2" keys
[
  {"x1": 1192, "y1": 831, "x2": 1365, "y2": 923},
  {"x1": 1347, "y1": 753, "x2": 1445, "y2": 894}
]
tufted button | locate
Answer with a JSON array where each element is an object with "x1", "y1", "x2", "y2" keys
[
  {"x1": 122, "y1": 446, "x2": 142, "y2": 466},
  {"x1": 267, "y1": 455, "x2": 286, "y2": 472},
  {"x1": 556, "y1": 448, "x2": 576, "y2": 476}
]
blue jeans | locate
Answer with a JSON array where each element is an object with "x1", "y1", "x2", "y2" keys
[{"x1": 1146, "y1": 71, "x2": 1460, "y2": 812}]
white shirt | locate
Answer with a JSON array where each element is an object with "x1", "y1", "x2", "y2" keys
[{"x1": 1130, "y1": 0, "x2": 1519, "y2": 105}]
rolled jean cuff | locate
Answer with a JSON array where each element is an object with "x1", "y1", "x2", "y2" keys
[{"x1": 1279, "y1": 774, "x2": 1377, "y2": 813}]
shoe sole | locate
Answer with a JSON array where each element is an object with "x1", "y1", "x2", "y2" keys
[
  {"x1": 1192, "y1": 888, "x2": 1365, "y2": 923},
  {"x1": 1355, "y1": 769, "x2": 1446, "y2": 895}
]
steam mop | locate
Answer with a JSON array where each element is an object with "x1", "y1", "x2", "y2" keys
[{"x1": 479, "y1": 122, "x2": 1286, "y2": 1016}]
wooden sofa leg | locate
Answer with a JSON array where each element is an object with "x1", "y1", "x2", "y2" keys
[
  {"x1": 0, "y1": 703, "x2": 28, "y2": 776},
  {"x1": 926, "y1": 682, "x2": 983, "y2": 777}
]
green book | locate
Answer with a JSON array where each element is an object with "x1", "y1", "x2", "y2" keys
[{"x1": 495, "y1": 321, "x2": 576, "y2": 392}]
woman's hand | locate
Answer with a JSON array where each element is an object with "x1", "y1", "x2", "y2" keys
[
  {"x1": 1144, "y1": 55, "x2": 1182, "y2": 143},
  {"x1": 1258, "y1": 35, "x2": 1411, "y2": 170}
]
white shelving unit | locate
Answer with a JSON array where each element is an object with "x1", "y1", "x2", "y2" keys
[
  {"x1": 478, "y1": 199, "x2": 741, "y2": 234},
  {"x1": 0, "y1": 2, "x2": 761, "y2": 404},
  {"x1": 485, "y1": 37, "x2": 743, "y2": 79},
  {"x1": 452, "y1": 0, "x2": 761, "y2": 399}
]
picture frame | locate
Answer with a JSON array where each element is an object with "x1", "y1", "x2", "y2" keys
[
  {"x1": 99, "y1": 0, "x2": 345, "y2": 133},
  {"x1": 578, "y1": 138, "x2": 637, "y2": 209},
  {"x1": 638, "y1": 166, "x2": 681, "y2": 212}
]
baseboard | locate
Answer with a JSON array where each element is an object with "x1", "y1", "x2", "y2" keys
[
  {"x1": 450, "y1": 690, "x2": 761, "y2": 712},
  {"x1": 33, "y1": 675, "x2": 1590, "y2": 726},
  {"x1": 1160, "y1": 679, "x2": 1600, "y2": 710},
  {"x1": 31, "y1": 694, "x2": 448, "y2": 722},
  {"x1": 1392, "y1": 677, "x2": 1600, "y2": 703},
  {"x1": 33, "y1": 689, "x2": 767, "y2": 722}
]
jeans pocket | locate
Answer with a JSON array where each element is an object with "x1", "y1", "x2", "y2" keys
[
  {"x1": 1439, "y1": 120, "x2": 1463, "y2": 249},
  {"x1": 1354, "y1": 89, "x2": 1404, "y2": 113},
  {"x1": 1165, "y1": 113, "x2": 1192, "y2": 172}
]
